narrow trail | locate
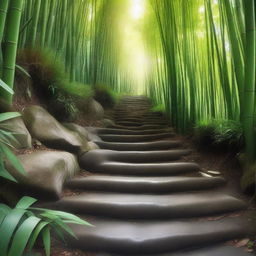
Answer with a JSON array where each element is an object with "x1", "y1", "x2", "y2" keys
[{"x1": 49, "y1": 96, "x2": 251, "y2": 255}]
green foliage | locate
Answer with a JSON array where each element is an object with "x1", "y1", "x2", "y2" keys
[
  {"x1": 94, "y1": 84, "x2": 117, "y2": 109},
  {"x1": 17, "y1": 48, "x2": 65, "y2": 98},
  {"x1": 61, "y1": 82, "x2": 93, "y2": 99},
  {"x1": 17, "y1": 48, "x2": 94, "y2": 120},
  {"x1": 194, "y1": 119, "x2": 244, "y2": 151},
  {"x1": 151, "y1": 104, "x2": 165, "y2": 113},
  {"x1": 0, "y1": 196, "x2": 92, "y2": 256},
  {"x1": 0, "y1": 112, "x2": 25, "y2": 182}
]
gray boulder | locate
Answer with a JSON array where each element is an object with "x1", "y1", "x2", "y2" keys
[
  {"x1": 23, "y1": 106, "x2": 90, "y2": 154},
  {"x1": 0, "y1": 116, "x2": 32, "y2": 149},
  {"x1": 6, "y1": 150, "x2": 80, "y2": 198},
  {"x1": 88, "y1": 141, "x2": 100, "y2": 150},
  {"x1": 89, "y1": 99, "x2": 104, "y2": 120},
  {"x1": 100, "y1": 118, "x2": 115, "y2": 127},
  {"x1": 63, "y1": 123, "x2": 89, "y2": 141}
]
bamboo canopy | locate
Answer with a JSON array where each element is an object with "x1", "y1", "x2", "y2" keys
[{"x1": 0, "y1": 0, "x2": 255, "y2": 161}]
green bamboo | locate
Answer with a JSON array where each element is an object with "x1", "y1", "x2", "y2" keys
[
  {"x1": 1, "y1": 0, "x2": 23, "y2": 104},
  {"x1": 242, "y1": 0, "x2": 256, "y2": 162}
]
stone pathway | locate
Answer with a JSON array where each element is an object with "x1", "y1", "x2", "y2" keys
[{"x1": 48, "y1": 96, "x2": 253, "y2": 255}]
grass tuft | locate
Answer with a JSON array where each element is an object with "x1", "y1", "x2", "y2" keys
[{"x1": 194, "y1": 119, "x2": 244, "y2": 151}]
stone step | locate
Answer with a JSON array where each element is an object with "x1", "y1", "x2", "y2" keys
[
  {"x1": 49, "y1": 192, "x2": 247, "y2": 219},
  {"x1": 116, "y1": 121, "x2": 168, "y2": 127},
  {"x1": 79, "y1": 160, "x2": 200, "y2": 176},
  {"x1": 94, "y1": 140, "x2": 182, "y2": 151},
  {"x1": 99, "y1": 133, "x2": 174, "y2": 142},
  {"x1": 65, "y1": 216, "x2": 249, "y2": 254},
  {"x1": 96, "y1": 245, "x2": 251, "y2": 256},
  {"x1": 109, "y1": 124, "x2": 169, "y2": 130},
  {"x1": 66, "y1": 175, "x2": 226, "y2": 193},
  {"x1": 79, "y1": 149, "x2": 191, "y2": 164},
  {"x1": 88, "y1": 127, "x2": 173, "y2": 135},
  {"x1": 113, "y1": 118, "x2": 167, "y2": 122}
]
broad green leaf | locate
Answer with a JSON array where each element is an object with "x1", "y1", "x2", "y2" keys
[
  {"x1": 8, "y1": 216, "x2": 41, "y2": 256},
  {"x1": 0, "y1": 169, "x2": 17, "y2": 182},
  {"x1": 1, "y1": 143, "x2": 26, "y2": 174},
  {"x1": 27, "y1": 221, "x2": 49, "y2": 251},
  {"x1": 42, "y1": 227, "x2": 51, "y2": 256},
  {"x1": 0, "y1": 112, "x2": 21, "y2": 122},
  {"x1": 0, "y1": 79, "x2": 14, "y2": 94},
  {"x1": 0, "y1": 208, "x2": 27, "y2": 255},
  {"x1": 32, "y1": 208, "x2": 92, "y2": 226},
  {"x1": 16, "y1": 196, "x2": 37, "y2": 210},
  {"x1": 0, "y1": 204, "x2": 11, "y2": 224}
]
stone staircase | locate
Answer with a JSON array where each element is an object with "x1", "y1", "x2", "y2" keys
[{"x1": 47, "y1": 96, "x2": 252, "y2": 255}]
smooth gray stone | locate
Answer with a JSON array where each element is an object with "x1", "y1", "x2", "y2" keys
[
  {"x1": 109, "y1": 124, "x2": 169, "y2": 131},
  {"x1": 50, "y1": 191, "x2": 247, "y2": 218},
  {"x1": 88, "y1": 127, "x2": 173, "y2": 135},
  {"x1": 99, "y1": 133, "x2": 174, "y2": 142},
  {"x1": 63, "y1": 122, "x2": 89, "y2": 141},
  {"x1": 79, "y1": 160, "x2": 199, "y2": 176},
  {"x1": 96, "y1": 245, "x2": 251, "y2": 256},
  {"x1": 66, "y1": 216, "x2": 249, "y2": 254},
  {"x1": 114, "y1": 118, "x2": 166, "y2": 123},
  {"x1": 66, "y1": 175, "x2": 226, "y2": 193},
  {"x1": 6, "y1": 150, "x2": 79, "y2": 199},
  {"x1": 94, "y1": 140, "x2": 182, "y2": 151},
  {"x1": 0, "y1": 116, "x2": 32, "y2": 149},
  {"x1": 80, "y1": 149, "x2": 190, "y2": 164},
  {"x1": 115, "y1": 121, "x2": 168, "y2": 126},
  {"x1": 23, "y1": 105, "x2": 89, "y2": 154},
  {"x1": 88, "y1": 99, "x2": 104, "y2": 120}
]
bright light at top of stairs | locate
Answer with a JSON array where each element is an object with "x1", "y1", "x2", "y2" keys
[{"x1": 130, "y1": 0, "x2": 145, "y2": 20}]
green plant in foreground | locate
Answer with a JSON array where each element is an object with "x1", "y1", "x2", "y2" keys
[
  {"x1": 0, "y1": 111, "x2": 25, "y2": 182},
  {"x1": 0, "y1": 104, "x2": 91, "y2": 256},
  {"x1": 0, "y1": 196, "x2": 92, "y2": 256}
]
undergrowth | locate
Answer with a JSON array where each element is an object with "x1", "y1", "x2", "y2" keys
[
  {"x1": 16, "y1": 48, "x2": 93, "y2": 121},
  {"x1": 94, "y1": 84, "x2": 117, "y2": 109},
  {"x1": 194, "y1": 119, "x2": 244, "y2": 152}
]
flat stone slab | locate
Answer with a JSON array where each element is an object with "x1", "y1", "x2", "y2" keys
[
  {"x1": 49, "y1": 191, "x2": 247, "y2": 218},
  {"x1": 94, "y1": 140, "x2": 182, "y2": 151},
  {"x1": 79, "y1": 160, "x2": 199, "y2": 176},
  {"x1": 99, "y1": 133, "x2": 174, "y2": 142},
  {"x1": 96, "y1": 245, "x2": 251, "y2": 256},
  {"x1": 115, "y1": 121, "x2": 168, "y2": 126},
  {"x1": 80, "y1": 149, "x2": 191, "y2": 165},
  {"x1": 88, "y1": 127, "x2": 173, "y2": 135},
  {"x1": 109, "y1": 124, "x2": 170, "y2": 131},
  {"x1": 66, "y1": 175, "x2": 226, "y2": 193},
  {"x1": 66, "y1": 216, "x2": 249, "y2": 254}
]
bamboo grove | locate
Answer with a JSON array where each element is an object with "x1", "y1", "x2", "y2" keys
[{"x1": 0, "y1": 0, "x2": 255, "y2": 161}]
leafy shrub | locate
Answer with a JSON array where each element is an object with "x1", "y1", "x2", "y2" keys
[
  {"x1": 194, "y1": 119, "x2": 244, "y2": 151},
  {"x1": 60, "y1": 81, "x2": 93, "y2": 100},
  {"x1": 17, "y1": 49, "x2": 93, "y2": 120},
  {"x1": 0, "y1": 104, "x2": 90, "y2": 255},
  {"x1": 0, "y1": 196, "x2": 91, "y2": 256},
  {"x1": 17, "y1": 48, "x2": 65, "y2": 99},
  {"x1": 151, "y1": 104, "x2": 165, "y2": 113},
  {"x1": 94, "y1": 84, "x2": 116, "y2": 109},
  {"x1": 0, "y1": 112, "x2": 26, "y2": 182}
]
